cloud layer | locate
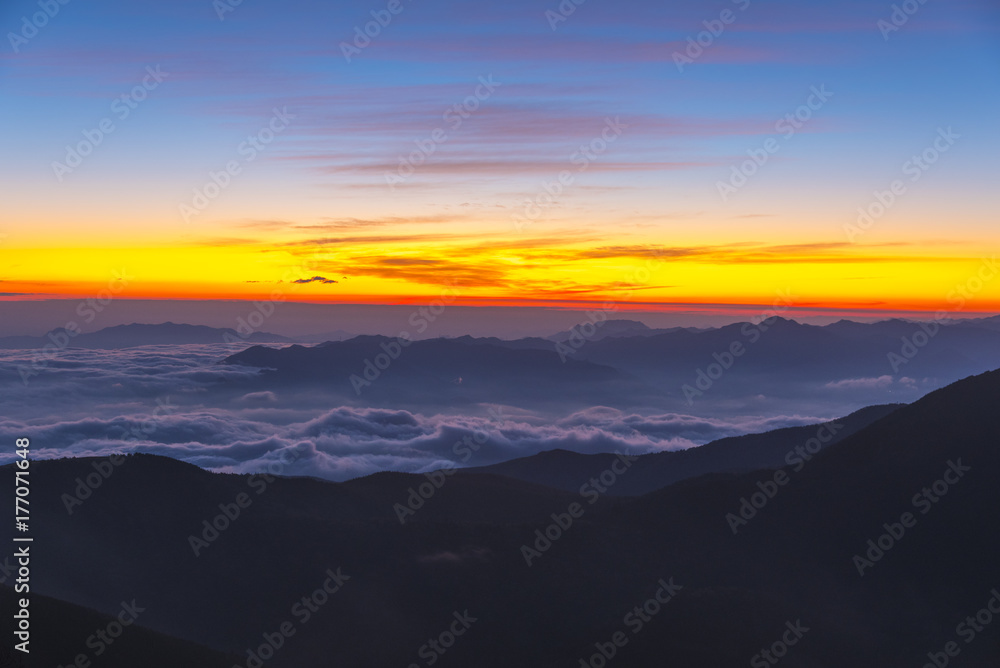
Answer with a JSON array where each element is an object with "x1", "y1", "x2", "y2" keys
[
  {"x1": 0, "y1": 344, "x2": 826, "y2": 481},
  {"x1": 0, "y1": 403, "x2": 823, "y2": 482}
]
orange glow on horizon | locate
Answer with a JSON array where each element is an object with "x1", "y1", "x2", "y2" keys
[{"x1": 2, "y1": 238, "x2": 997, "y2": 321}]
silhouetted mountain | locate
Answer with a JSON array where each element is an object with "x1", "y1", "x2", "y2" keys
[
  {"x1": 223, "y1": 336, "x2": 633, "y2": 407},
  {"x1": 0, "y1": 322, "x2": 291, "y2": 349},
  {"x1": 0, "y1": 586, "x2": 236, "y2": 667},
  {"x1": 446, "y1": 334, "x2": 555, "y2": 350},
  {"x1": 548, "y1": 319, "x2": 672, "y2": 342},
  {"x1": 217, "y1": 316, "x2": 1000, "y2": 413},
  {"x1": 460, "y1": 403, "x2": 902, "y2": 495},
  {"x1": 568, "y1": 316, "x2": 1000, "y2": 396},
  {"x1": 6, "y1": 371, "x2": 1000, "y2": 666},
  {"x1": 953, "y1": 314, "x2": 1000, "y2": 331},
  {"x1": 295, "y1": 329, "x2": 355, "y2": 343}
]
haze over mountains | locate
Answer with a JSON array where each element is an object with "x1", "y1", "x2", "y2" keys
[
  {"x1": 218, "y1": 314, "x2": 1000, "y2": 416},
  {"x1": 5, "y1": 315, "x2": 1000, "y2": 411},
  {"x1": 4, "y1": 369, "x2": 999, "y2": 666},
  {"x1": 2, "y1": 314, "x2": 1000, "y2": 482},
  {"x1": 1, "y1": 316, "x2": 998, "y2": 665},
  {"x1": 0, "y1": 322, "x2": 292, "y2": 349},
  {"x1": 6, "y1": 0, "x2": 996, "y2": 663},
  {"x1": 5, "y1": 314, "x2": 1000, "y2": 349}
]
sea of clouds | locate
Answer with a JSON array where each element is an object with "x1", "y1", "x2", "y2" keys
[{"x1": 0, "y1": 344, "x2": 832, "y2": 481}]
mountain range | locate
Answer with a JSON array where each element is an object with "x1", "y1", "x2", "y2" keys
[
  {"x1": 219, "y1": 315, "x2": 1000, "y2": 413},
  {"x1": 5, "y1": 369, "x2": 1000, "y2": 666},
  {"x1": 0, "y1": 322, "x2": 292, "y2": 349},
  {"x1": 459, "y1": 403, "x2": 901, "y2": 495}
]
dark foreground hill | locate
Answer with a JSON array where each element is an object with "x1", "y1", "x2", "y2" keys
[
  {"x1": 0, "y1": 586, "x2": 236, "y2": 667},
  {"x1": 460, "y1": 403, "x2": 902, "y2": 495},
  {"x1": 4, "y1": 371, "x2": 1000, "y2": 666}
]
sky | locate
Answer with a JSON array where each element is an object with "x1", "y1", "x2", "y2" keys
[{"x1": 1, "y1": 0, "x2": 999, "y2": 323}]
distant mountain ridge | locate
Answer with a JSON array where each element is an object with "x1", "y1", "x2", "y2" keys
[
  {"x1": 546, "y1": 318, "x2": 693, "y2": 342},
  {"x1": 223, "y1": 335, "x2": 628, "y2": 407},
  {"x1": 0, "y1": 322, "x2": 292, "y2": 349},
  {"x1": 217, "y1": 315, "x2": 1000, "y2": 410}
]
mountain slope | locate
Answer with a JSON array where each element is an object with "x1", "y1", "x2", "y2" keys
[
  {"x1": 460, "y1": 403, "x2": 902, "y2": 495},
  {"x1": 223, "y1": 336, "x2": 636, "y2": 407},
  {"x1": 571, "y1": 317, "x2": 1000, "y2": 388},
  {"x1": 0, "y1": 586, "x2": 236, "y2": 668},
  {"x1": 4, "y1": 372, "x2": 1000, "y2": 666},
  {"x1": 220, "y1": 317, "x2": 1000, "y2": 413}
]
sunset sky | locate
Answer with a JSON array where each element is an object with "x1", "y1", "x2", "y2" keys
[{"x1": 2, "y1": 0, "x2": 998, "y2": 317}]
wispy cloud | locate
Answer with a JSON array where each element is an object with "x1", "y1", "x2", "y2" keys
[{"x1": 292, "y1": 276, "x2": 338, "y2": 284}]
